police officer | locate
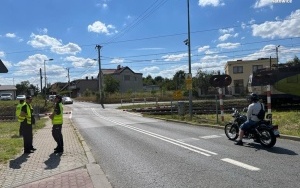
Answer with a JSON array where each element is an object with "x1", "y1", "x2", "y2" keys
[
  {"x1": 16, "y1": 99, "x2": 25, "y2": 137},
  {"x1": 19, "y1": 96, "x2": 36, "y2": 154},
  {"x1": 49, "y1": 95, "x2": 64, "y2": 153}
]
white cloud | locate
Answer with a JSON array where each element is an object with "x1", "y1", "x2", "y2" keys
[
  {"x1": 219, "y1": 28, "x2": 234, "y2": 34},
  {"x1": 253, "y1": 0, "x2": 273, "y2": 8},
  {"x1": 140, "y1": 66, "x2": 160, "y2": 72},
  {"x1": 28, "y1": 34, "x2": 62, "y2": 48},
  {"x1": 27, "y1": 34, "x2": 81, "y2": 55},
  {"x1": 87, "y1": 21, "x2": 117, "y2": 35},
  {"x1": 219, "y1": 34, "x2": 232, "y2": 41},
  {"x1": 162, "y1": 53, "x2": 188, "y2": 61},
  {"x1": 51, "y1": 43, "x2": 81, "y2": 55},
  {"x1": 217, "y1": 43, "x2": 241, "y2": 49},
  {"x1": 0, "y1": 51, "x2": 5, "y2": 57},
  {"x1": 110, "y1": 58, "x2": 124, "y2": 64},
  {"x1": 252, "y1": 9, "x2": 300, "y2": 38},
  {"x1": 198, "y1": 0, "x2": 225, "y2": 7},
  {"x1": 5, "y1": 33, "x2": 16, "y2": 38},
  {"x1": 64, "y1": 56, "x2": 97, "y2": 67},
  {"x1": 198, "y1": 45, "x2": 210, "y2": 53}
]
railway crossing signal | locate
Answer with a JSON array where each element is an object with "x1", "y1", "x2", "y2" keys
[{"x1": 209, "y1": 74, "x2": 232, "y2": 87}]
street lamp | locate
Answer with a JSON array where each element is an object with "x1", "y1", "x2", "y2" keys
[
  {"x1": 276, "y1": 45, "x2": 280, "y2": 65},
  {"x1": 44, "y1": 58, "x2": 53, "y2": 104}
]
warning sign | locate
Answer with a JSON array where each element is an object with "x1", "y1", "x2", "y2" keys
[
  {"x1": 173, "y1": 90, "x2": 183, "y2": 100},
  {"x1": 185, "y1": 73, "x2": 192, "y2": 90}
]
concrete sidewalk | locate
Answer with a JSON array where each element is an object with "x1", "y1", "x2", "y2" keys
[{"x1": 0, "y1": 114, "x2": 111, "y2": 188}]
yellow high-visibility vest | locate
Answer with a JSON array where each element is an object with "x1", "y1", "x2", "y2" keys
[
  {"x1": 16, "y1": 102, "x2": 24, "y2": 118},
  {"x1": 18, "y1": 103, "x2": 32, "y2": 124},
  {"x1": 52, "y1": 103, "x2": 63, "y2": 125}
]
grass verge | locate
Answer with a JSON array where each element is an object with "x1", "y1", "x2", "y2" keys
[{"x1": 0, "y1": 118, "x2": 47, "y2": 164}]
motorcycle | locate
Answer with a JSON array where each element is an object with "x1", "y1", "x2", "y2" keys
[{"x1": 224, "y1": 108, "x2": 280, "y2": 148}]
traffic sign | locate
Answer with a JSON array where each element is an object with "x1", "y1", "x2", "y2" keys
[
  {"x1": 185, "y1": 73, "x2": 192, "y2": 90},
  {"x1": 0, "y1": 59, "x2": 8, "y2": 73},
  {"x1": 173, "y1": 90, "x2": 183, "y2": 100}
]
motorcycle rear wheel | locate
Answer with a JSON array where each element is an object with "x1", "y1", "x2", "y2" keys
[
  {"x1": 258, "y1": 129, "x2": 276, "y2": 148},
  {"x1": 225, "y1": 123, "x2": 239, "y2": 140}
]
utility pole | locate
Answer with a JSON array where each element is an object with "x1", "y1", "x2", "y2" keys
[
  {"x1": 187, "y1": 0, "x2": 193, "y2": 119},
  {"x1": 40, "y1": 68, "x2": 43, "y2": 93},
  {"x1": 95, "y1": 45, "x2": 103, "y2": 104},
  {"x1": 66, "y1": 68, "x2": 71, "y2": 97},
  {"x1": 276, "y1": 45, "x2": 280, "y2": 66}
]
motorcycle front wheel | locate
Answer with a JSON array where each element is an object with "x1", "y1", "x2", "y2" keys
[
  {"x1": 225, "y1": 123, "x2": 239, "y2": 140},
  {"x1": 258, "y1": 129, "x2": 276, "y2": 148}
]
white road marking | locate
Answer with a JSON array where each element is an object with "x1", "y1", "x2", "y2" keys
[
  {"x1": 178, "y1": 138, "x2": 200, "y2": 142},
  {"x1": 91, "y1": 108, "x2": 217, "y2": 157},
  {"x1": 200, "y1": 135, "x2": 222, "y2": 139},
  {"x1": 221, "y1": 158, "x2": 260, "y2": 171}
]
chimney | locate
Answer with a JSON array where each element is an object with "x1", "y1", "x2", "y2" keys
[
  {"x1": 86, "y1": 76, "x2": 88, "y2": 80},
  {"x1": 91, "y1": 76, "x2": 94, "y2": 80}
]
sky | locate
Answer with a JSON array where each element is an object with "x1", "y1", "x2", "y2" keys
[{"x1": 0, "y1": 0, "x2": 299, "y2": 88}]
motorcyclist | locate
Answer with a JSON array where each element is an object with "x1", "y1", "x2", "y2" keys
[{"x1": 235, "y1": 93, "x2": 263, "y2": 145}]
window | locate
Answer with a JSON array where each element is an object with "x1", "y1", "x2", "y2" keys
[
  {"x1": 233, "y1": 66, "x2": 243, "y2": 74},
  {"x1": 124, "y1": 75, "x2": 130, "y2": 81},
  {"x1": 253, "y1": 65, "x2": 263, "y2": 72}
]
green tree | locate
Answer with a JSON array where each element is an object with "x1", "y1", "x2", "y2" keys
[
  {"x1": 286, "y1": 56, "x2": 300, "y2": 66},
  {"x1": 173, "y1": 70, "x2": 185, "y2": 90},
  {"x1": 104, "y1": 75, "x2": 120, "y2": 94},
  {"x1": 195, "y1": 70, "x2": 213, "y2": 95}
]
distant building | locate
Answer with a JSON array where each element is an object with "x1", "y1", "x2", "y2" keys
[
  {"x1": 102, "y1": 65, "x2": 143, "y2": 93},
  {"x1": 224, "y1": 58, "x2": 277, "y2": 95},
  {"x1": 0, "y1": 85, "x2": 17, "y2": 100}
]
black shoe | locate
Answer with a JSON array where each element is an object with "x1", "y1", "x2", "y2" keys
[
  {"x1": 24, "y1": 150, "x2": 34, "y2": 154},
  {"x1": 54, "y1": 148, "x2": 64, "y2": 153},
  {"x1": 31, "y1": 148, "x2": 37, "y2": 151},
  {"x1": 234, "y1": 140, "x2": 243, "y2": 146}
]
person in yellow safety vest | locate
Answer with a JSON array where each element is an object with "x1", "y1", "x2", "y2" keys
[
  {"x1": 16, "y1": 99, "x2": 25, "y2": 137},
  {"x1": 19, "y1": 95, "x2": 36, "y2": 154},
  {"x1": 49, "y1": 95, "x2": 64, "y2": 153}
]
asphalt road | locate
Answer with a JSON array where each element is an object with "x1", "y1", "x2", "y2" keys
[{"x1": 69, "y1": 101, "x2": 299, "y2": 188}]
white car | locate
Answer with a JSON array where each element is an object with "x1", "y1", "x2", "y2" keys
[
  {"x1": 62, "y1": 97, "x2": 73, "y2": 104},
  {"x1": 16, "y1": 95, "x2": 26, "y2": 100},
  {"x1": 0, "y1": 93, "x2": 13, "y2": 100}
]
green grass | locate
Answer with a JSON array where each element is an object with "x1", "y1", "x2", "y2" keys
[{"x1": 0, "y1": 119, "x2": 47, "y2": 164}]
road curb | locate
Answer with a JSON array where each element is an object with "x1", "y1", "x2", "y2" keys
[{"x1": 69, "y1": 118, "x2": 112, "y2": 188}]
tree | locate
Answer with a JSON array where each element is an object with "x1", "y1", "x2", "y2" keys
[
  {"x1": 143, "y1": 75, "x2": 155, "y2": 86},
  {"x1": 286, "y1": 56, "x2": 300, "y2": 66},
  {"x1": 15, "y1": 81, "x2": 39, "y2": 96},
  {"x1": 104, "y1": 75, "x2": 120, "y2": 94},
  {"x1": 173, "y1": 70, "x2": 186, "y2": 90},
  {"x1": 195, "y1": 70, "x2": 213, "y2": 95}
]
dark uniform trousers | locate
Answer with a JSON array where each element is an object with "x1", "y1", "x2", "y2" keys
[
  {"x1": 52, "y1": 124, "x2": 63, "y2": 149},
  {"x1": 22, "y1": 121, "x2": 33, "y2": 151}
]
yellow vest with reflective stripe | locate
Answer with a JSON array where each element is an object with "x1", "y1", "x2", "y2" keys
[
  {"x1": 52, "y1": 103, "x2": 63, "y2": 125},
  {"x1": 16, "y1": 103, "x2": 24, "y2": 118},
  {"x1": 18, "y1": 103, "x2": 32, "y2": 124}
]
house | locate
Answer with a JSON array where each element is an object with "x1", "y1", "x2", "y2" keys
[
  {"x1": 0, "y1": 85, "x2": 17, "y2": 100},
  {"x1": 67, "y1": 77, "x2": 98, "y2": 98},
  {"x1": 224, "y1": 58, "x2": 277, "y2": 95},
  {"x1": 102, "y1": 65, "x2": 143, "y2": 93},
  {"x1": 51, "y1": 65, "x2": 143, "y2": 97}
]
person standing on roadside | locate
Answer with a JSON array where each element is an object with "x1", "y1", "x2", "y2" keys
[
  {"x1": 16, "y1": 99, "x2": 25, "y2": 137},
  {"x1": 19, "y1": 96, "x2": 36, "y2": 154},
  {"x1": 49, "y1": 95, "x2": 64, "y2": 153}
]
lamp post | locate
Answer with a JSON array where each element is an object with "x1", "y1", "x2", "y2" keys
[
  {"x1": 44, "y1": 58, "x2": 53, "y2": 105},
  {"x1": 276, "y1": 45, "x2": 280, "y2": 66}
]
